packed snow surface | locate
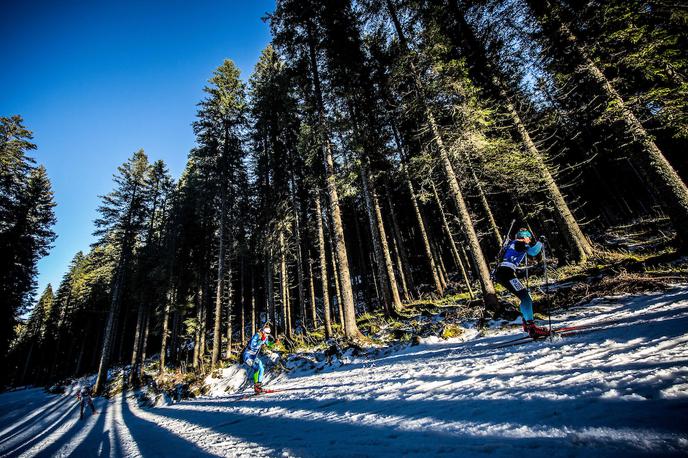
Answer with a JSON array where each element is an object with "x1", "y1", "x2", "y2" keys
[{"x1": 2, "y1": 287, "x2": 688, "y2": 457}]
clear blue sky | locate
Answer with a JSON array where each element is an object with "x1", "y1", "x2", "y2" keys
[{"x1": 1, "y1": 0, "x2": 274, "y2": 300}]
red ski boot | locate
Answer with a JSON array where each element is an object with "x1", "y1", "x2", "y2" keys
[{"x1": 525, "y1": 320, "x2": 551, "y2": 339}]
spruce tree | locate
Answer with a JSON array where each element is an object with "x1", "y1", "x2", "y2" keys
[
  {"x1": 93, "y1": 150, "x2": 151, "y2": 394},
  {"x1": 525, "y1": 0, "x2": 688, "y2": 249},
  {"x1": 0, "y1": 116, "x2": 56, "y2": 368},
  {"x1": 193, "y1": 59, "x2": 247, "y2": 368}
]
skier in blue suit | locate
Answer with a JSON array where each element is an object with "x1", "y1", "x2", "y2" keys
[
  {"x1": 242, "y1": 324, "x2": 276, "y2": 393},
  {"x1": 494, "y1": 228, "x2": 549, "y2": 338}
]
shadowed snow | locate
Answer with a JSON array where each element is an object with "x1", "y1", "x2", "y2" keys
[{"x1": 2, "y1": 287, "x2": 688, "y2": 457}]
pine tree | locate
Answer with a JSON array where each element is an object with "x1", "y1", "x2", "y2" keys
[
  {"x1": 249, "y1": 45, "x2": 303, "y2": 337},
  {"x1": 93, "y1": 150, "x2": 151, "y2": 394},
  {"x1": 16, "y1": 284, "x2": 53, "y2": 383},
  {"x1": 0, "y1": 116, "x2": 56, "y2": 369},
  {"x1": 380, "y1": 0, "x2": 499, "y2": 307},
  {"x1": 129, "y1": 160, "x2": 174, "y2": 384},
  {"x1": 271, "y1": 0, "x2": 364, "y2": 340},
  {"x1": 317, "y1": 0, "x2": 404, "y2": 316},
  {"x1": 525, "y1": 0, "x2": 688, "y2": 249},
  {"x1": 194, "y1": 59, "x2": 247, "y2": 368}
]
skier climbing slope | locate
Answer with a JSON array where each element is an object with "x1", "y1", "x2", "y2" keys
[
  {"x1": 494, "y1": 228, "x2": 549, "y2": 338},
  {"x1": 242, "y1": 324, "x2": 276, "y2": 394},
  {"x1": 75, "y1": 385, "x2": 96, "y2": 420}
]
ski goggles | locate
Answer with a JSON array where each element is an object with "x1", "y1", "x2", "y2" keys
[{"x1": 515, "y1": 230, "x2": 532, "y2": 239}]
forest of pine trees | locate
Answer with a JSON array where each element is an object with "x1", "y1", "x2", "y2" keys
[{"x1": 3, "y1": 0, "x2": 686, "y2": 392}]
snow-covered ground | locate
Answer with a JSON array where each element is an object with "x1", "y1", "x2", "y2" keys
[{"x1": 2, "y1": 286, "x2": 688, "y2": 457}]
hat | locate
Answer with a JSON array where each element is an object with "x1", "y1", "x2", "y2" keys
[{"x1": 515, "y1": 228, "x2": 532, "y2": 239}]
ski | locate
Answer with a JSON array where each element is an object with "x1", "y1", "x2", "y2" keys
[
  {"x1": 491, "y1": 322, "x2": 594, "y2": 349},
  {"x1": 550, "y1": 315, "x2": 633, "y2": 334},
  {"x1": 258, "y1": 388, "x2": 280, "y2": 394},
  {"x1": 490, "y1": 311, "x2": 649, "y2": 350},
  {"x1": 554, "y1": 326, "x2": 610, "y2": 338},
  {"x1": 494, "y1": 336, "x2": 535, "y2": 348},
  {"x1": 231, "y1": 388, "x2": 282, "y2": 402},
  {"x1": 490, "y1": 335, "x2": 533, "y2": 349}
]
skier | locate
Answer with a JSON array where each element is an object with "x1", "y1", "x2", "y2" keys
[
  {"x1": 242, "y1": 324, "x2": 276, "y2": 394},
  {"x1": 494, "y1": 228, "x2": 550, "y2": 338},
  {"x1": 76, "y1": 385, "x2": 96, "y2": 420}
]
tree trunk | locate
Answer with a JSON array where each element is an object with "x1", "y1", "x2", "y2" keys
[
  {"x1": 286, "y1": 277, "x2": 293, "y2": 336},
  {"x1": 466, "y1": 155, "x2": 501, "y2": 250},
  {"x1": 225, "y1": 258, "x2": 234, "y2": 359},
  {"x1": 211, "y1": 193, "x2": 227, "y2": 369},
  {"x1": 369, "y1": 253, "x2": 381, "y2": 307},
  {"x1": 271, "y1": 261, "x2": 279, "y2": 335},
  {"x1": 349, "y1": 97, "x2": 402, "y2": 314},
  {"x1": 353, "y1": 208, "x2": 372, "y2": 310},
  {"x1": 360, "y1": 164, "x2": 392, "y2": 314},
  {"x1": 192, "y1": 288, "x2": 201, "y2": 370},
  {"x1": 307, "y1": 27, "x2": 362, "y2": 340},
  {"x1": 386, "y1": 191, "x2": 414, "y2": 300},
  {"x1": 279, "y1": 230, "x2": 292, "y2": 338},
  {"x1": 427, "y1": 111, "x2": 497, "y2": 307},
  {"x1": 291, "y1": 180, "x2": 307, "y2": 331},
  {"x1": 329, "y1": 231, "x2": 344, "y2": 326},
  {"x1": 372, "y1": 189, "x2": 403, "y2": 312},
  {"x1": 251, "y1": 273, "x2": 256, "y2": 334},
  {"x1": 240, "y1": 259, "x2": 246, "y2": 344},
  {"x1": 430, "y1": 180, "x2": 474, "y2": 298},
  {"x1": 265, "y1": 251, "x2": 276, "y2": 334},
  {"x1": 75, "y1": 334, "x2": 87, "y2": 376},
  {"x1": 199, "y1": 276, "x2": 209, "y2": 371},
  {"x1": 159, "y1": 287, "x2": 174, "y2": 374},
  {"x1": 170, "y1": 309, "x2": 179, "y2": 366},
  {"x1": 389, "y1": 219, "x2": 410, "y2": 302},
  {"x1": 128, "y1": 302, "x2": 146, "y2": 385},
  {"x1": 315, "y1": 192, "x2": 333, "y2": 338},
  {"x1": 94, "y1": 246, "x2": 129, "y2": 394},
  {"x1": 432, "y1": 239, "x2": 449, "y2": 289},
  {"x1": 201, "y1": 298, "x2": 208, "y2": 370},
  {"x1": 140, "y1": 308, "x2": 151, "y2": 365},
  {"x1": 308, "y1": 258, "x2": 318, "y2": 328},
  {"x1": 118, "y1": 306, "x2": 131, "y2": 364},
  {"x1": 390, "y1": 119, "x2": 442, "y2": 296}
]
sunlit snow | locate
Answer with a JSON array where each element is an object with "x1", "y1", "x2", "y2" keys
[{"x1": 2, "y1": 287, "x2": 687, "y2": 457}]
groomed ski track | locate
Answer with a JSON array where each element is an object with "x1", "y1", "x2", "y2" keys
[{"x1": 2, "y1": 287, "x2": 688, "y2": 457}]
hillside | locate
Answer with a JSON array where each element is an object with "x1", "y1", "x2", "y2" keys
[{"x1": 2, "y1": 286, "x2": 687, "y2": 457}]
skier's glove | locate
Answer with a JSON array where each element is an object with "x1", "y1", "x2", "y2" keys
[
  {"x1": 528, "y1": 237, "x2": 538, "y2": 247},
  {"x1": 539, "y1": 235, "x2": 547, "y2": 243}
]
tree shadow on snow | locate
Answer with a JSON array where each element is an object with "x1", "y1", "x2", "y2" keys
[
  {"x1": 150, "y1": 393, "x2": 686, "y2": 457},
  {"x1": 0, "y1": 396, "x2": 80, "y2": 456},
  {"x1": 118, "y1": 390, "x2": 219, "y2": 457},
  {"x1": 0, "y1": 392, "x2": 71, "y2": 446}
]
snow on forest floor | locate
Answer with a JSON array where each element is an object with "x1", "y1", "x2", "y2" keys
[{"x1": 2, "y1": 286, "x2": 688, "y2": 457}]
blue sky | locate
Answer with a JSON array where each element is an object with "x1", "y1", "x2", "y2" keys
[{"x1": 1, "y1": 0, "x2": 274, "y2": 300}]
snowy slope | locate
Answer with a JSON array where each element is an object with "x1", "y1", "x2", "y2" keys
[{"x1": 2, "y1": 286, "x2": 688, "y2": 457}]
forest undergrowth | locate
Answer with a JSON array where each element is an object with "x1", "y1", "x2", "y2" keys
[{"x1": 81, "y1": 218, "x2": 685, "y2": 404}]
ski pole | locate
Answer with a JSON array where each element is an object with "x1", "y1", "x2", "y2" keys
[
  {"x1": 491, "y1": 219, "x2": 516, "y2": 278},
  {"x1": 541, "y1": 236, "x2": 552, "y2": 336}
]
